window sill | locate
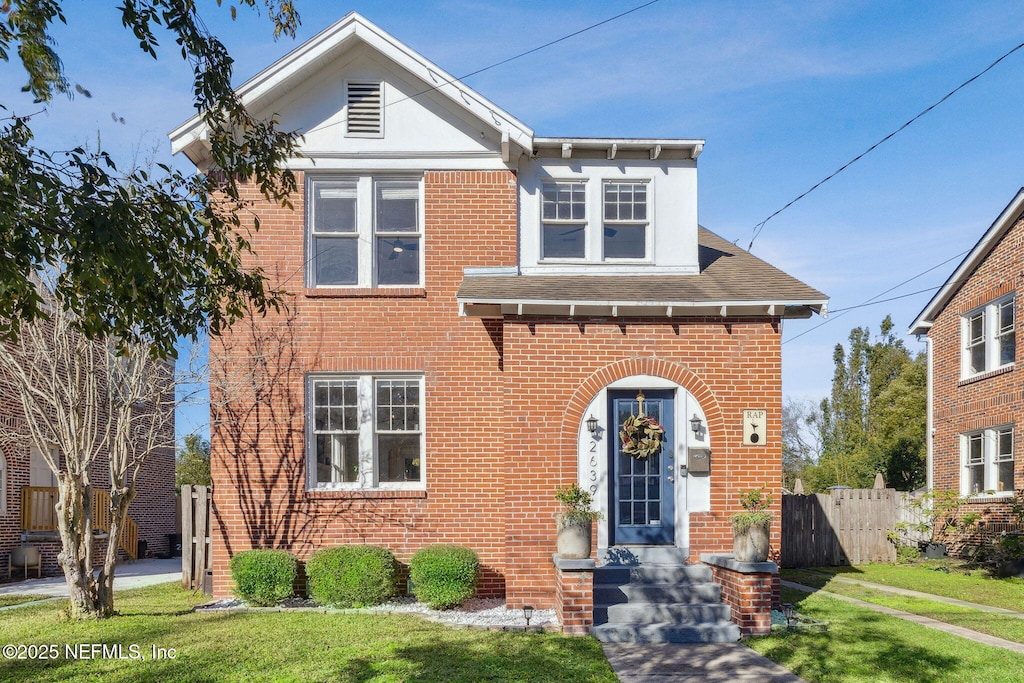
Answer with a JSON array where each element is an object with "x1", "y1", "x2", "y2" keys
[
  {"x1": 305, "y1": 287, "x2": 427, "y2": 299},
  {"x1": 307, "y1": 488, "x2": 427, "y2": 500},
  {"x1": 959, "y1": 364, "x2": 1014, "y2": 387},
  {"x1": 963, "y1": 492, "x2": 1015, "y2": 503}
]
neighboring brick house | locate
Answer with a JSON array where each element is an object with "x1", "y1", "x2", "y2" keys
[
  {"x1": 910, "y1": 189, "x2": 1023, "y2": 535},
  {"x1": 0, "y1": 337, "x2": 176, "y2": 576},
  {"x1": 170, "y1": 13, "x2": 826, "y2": 634}
]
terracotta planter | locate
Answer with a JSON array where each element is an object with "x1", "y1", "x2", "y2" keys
[
  {"x1": 555, "y1": 514, "x2": 593, "y2": 559},
  {"x1": 733, "y1": 523, "x2": 770, "y2": 563}
]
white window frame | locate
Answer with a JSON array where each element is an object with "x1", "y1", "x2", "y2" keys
[
  {"x1": 540, "y1": 180, "x2": 588, "y2": 261},
  {"x1": 961, "y1": 295, "x2": 1015, "y2": 378},
  {"x1": 307, "y1": 374, "x2": 425, "y2": 490},
  {"x1": 961, "y1": 425, "x2": 1014, "y2": 497},
  {"x1": 306, "y1": 176, "x2": 424, "y2": 288},
  {"x1": 602, "y1": 180, "x2": 651, "y2": 262}
]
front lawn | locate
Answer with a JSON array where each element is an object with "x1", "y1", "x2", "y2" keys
[
  {"x1": 0, "y1": 583, "x2": 617, "y2": 682},
  {"x1": 749, "y1": 587, "x2": 1024, "y2": 683},
  {"x1": 811, "y1": 562, "x2": 1024, "y2": 611},
  {"x1": 0, "y1": 594, "x2": 52, "y2": 608},
  {"x1": 784, "y1": 569, "x2": 1024, "y2": 644}
]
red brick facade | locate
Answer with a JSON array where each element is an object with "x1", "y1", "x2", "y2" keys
[
  {"x1": 209, "y1": 170, "x2": 787, "y2": 606},
  {"x1": 927, "y1": 212, "x2": 1023, "y2": 529}
]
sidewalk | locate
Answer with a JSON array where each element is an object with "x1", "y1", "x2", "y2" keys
[
  {"x1": 602, "y1": 642, "x2": 808, "y2": 683},
  {"x1": 0, "y1": 558, "x2": 181, "y2": 598},
  {"x1": 782, "y1": 577, "x2": 1024, "y2": 655}
]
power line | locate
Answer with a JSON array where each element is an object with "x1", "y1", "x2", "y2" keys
[
  {"x1": 748, "y1": 38, "x2": 1024, "y2": 251},
  {"x1": 783, "y1": 248, "x2": 970, "y2": 345},
  {"x1": 307, "y1": 0, "x2": 663, "y2": 136}
]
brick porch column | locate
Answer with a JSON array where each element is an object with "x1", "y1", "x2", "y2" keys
[
  {"x1": 552, "y1": 555, "x2": 595, "y2": 636},
  {"x1": 701, "y1": 553, "x2": 780, "y2": 637}
]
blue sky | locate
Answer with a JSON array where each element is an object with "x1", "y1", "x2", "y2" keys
[{"x1": 4, "y1": 1, "x2": 1024, "y2": 439}]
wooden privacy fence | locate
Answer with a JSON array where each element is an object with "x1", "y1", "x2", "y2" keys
[
  {"x1": 20, "y1": 486, "x2": 139, "y2": 559},
  {"x1": 181, "y1": 485, "x2": 212, "y2": 592},
  {"x1": 782, "y1": 488, "x2": 918, "y2": 567}
]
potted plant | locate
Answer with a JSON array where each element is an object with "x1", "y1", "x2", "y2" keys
[
  {"x1": 732, "y1": 486, "x2": 773, "y2": 563},
  {"x1": 555, "y1": 483, "x2": 603, "y2": 559}
]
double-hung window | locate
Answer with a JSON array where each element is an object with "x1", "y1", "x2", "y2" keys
[
  {"x1": 307, "y1": 176, "x2": 422, "y2": 287},
  {"x1": 962, "y1": 295, "x2": 1015, "y2": 377},
  {"x1": 603, "y1": 181, "x2": 648, "y2": 260},
  {"x1": 963, "y1": 426, "x2": 1014, "y2": 495},
  {"x1": 541, "y1": 181, "x2": 586, "y2": 259},
  {"x1": 309, "y1": 374, "x2": 423, "y2": 489}
]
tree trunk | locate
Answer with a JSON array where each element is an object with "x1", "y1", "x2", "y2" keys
[
  {"x1": 55, "y1": 473, "x2": 101, "y2": 619},
  {"x1": 96, "y1": 488, "x2": 134, "y2": 617}
]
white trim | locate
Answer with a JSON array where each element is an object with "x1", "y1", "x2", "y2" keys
[
  {"x1": 959, "y1": 294, "x2": 1015, "y2": 379},
  {"x1": 959, "y1": 424, "x2": 1014, "y2": 497},
  {"x1": 910, "y1": 188, "x2": 1024, "y2": 335}
]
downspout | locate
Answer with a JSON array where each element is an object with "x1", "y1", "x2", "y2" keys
[{"x1": 925, "y1": 336, "x2": 934, "y2": 492}]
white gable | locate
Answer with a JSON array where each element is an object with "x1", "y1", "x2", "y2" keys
[{"x1": 170, "y1": 12, "x2": 533, "y2": 171}]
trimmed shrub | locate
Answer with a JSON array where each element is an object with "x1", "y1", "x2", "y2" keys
[
  {"x1": 409, "y1": 544, "x2": 479, "y2": 609},
  {"x1": 305, "y1": 545, "x2": 398, "y2": 607},
  {"x1": 229, "y1": 549, "x2": 296, "y2": 606}
]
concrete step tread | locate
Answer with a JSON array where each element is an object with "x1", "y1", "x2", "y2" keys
[{"x1": 591, "y1": 621, "x2": 741, "y2": 644}]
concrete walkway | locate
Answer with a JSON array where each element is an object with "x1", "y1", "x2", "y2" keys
[
  {"x1": 602, "y1": 643, "x2": 808, "y2": 683},
  {"x1": 782, "y1": 579, "x2": 1024, "y2": 654},
  {"x1": 0, "y1": 558, "x2": 181, "y2": 599}
]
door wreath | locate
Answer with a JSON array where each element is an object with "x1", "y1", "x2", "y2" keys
[{"x1": 619, "y1": 391, "x2": 665, "y2": 460}]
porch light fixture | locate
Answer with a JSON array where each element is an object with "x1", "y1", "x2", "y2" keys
[
  {"x1": 585, "y1": 414, "x2": 599, "y2": 435},
  {"x1": 522, "y1": 605, "x2": 534, "y2": 626},
  {"x1": 689, "y1": 414, "x2": 703, "y2": 437}
]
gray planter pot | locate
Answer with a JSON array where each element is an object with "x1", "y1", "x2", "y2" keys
[
  {"x1": 733, "y1": 523, "x2": 771, "y2": 563},
  {"x1": 555, "y1": 515, "x2": 593, "y2": 559}
]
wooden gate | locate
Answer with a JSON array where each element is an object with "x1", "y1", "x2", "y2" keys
[
  {"x1": 782, "y1": 488, "x2": 901, "y2": 567},
  {"x1": 181, "y1": 485, "x2": 212, "y2": 592}
]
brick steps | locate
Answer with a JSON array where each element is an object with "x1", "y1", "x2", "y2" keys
[{"x1": 590, "y1": 551, "x2": 740, "y2": 644}]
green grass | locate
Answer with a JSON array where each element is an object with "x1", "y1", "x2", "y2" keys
[
  {"x1": 0, "y1": 582, "x2": 617, "y2": 682},
  {"x1": 748, "y1": 587, "x2": 1024, "y2": 683},
  {"x1": 784, "y1": 569, "x2": 1024, "y2": 643},
  {"x1": 0, "y1": 594, "x2": 52, "y2": 608},
  {"x1": 810, "y1": 562, "x2": 1024, "y2": 611}
]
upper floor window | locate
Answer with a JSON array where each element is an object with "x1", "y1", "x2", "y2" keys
[
  {"x1": 603, "y1": 181, "x2": 648, "y2": 260},
  {"x1": 309, "y1": 374, "x2": 423, "y2": 489},
  {"x1": 307, "y1": 176, "x2": 422, "y2": 288},
  {"x1": 963, "y1": 425, "x2": 1013, "y2": 495},
  {"x1": 962, "y1": 295, "x2": 1015, "y2": 377},
  {"x1": 541, "y1": 181, "x2": 586, "y2": 259}
]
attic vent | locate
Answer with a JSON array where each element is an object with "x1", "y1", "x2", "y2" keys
[{"x1": 346, "y1": 81, "x2": 382, "y2": 136}]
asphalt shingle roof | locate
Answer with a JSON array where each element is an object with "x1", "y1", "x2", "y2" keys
[{"x1": 456, "y1": 227, "x2": 827, "y2": 306}]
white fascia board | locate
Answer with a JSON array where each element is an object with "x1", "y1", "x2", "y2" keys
[
  {"x1": 456, "y1": 296, "x2": 828, "y2": 311},
  {"x1": 170, "y1": 12, "x2": 534, "y2": 161},
  {"x1": 533, "y1": 136, "x2": 705, "y2": 158},
  {"x1": 908, "y1": 188, "x2": 1024, "y2": 335}
]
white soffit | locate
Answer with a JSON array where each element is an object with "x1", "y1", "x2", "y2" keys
[
  {"x1": 909, "y1": 187, "x2": 1024, "y2": 335},
  {"x1": 169, "y1": 12, "x2": 534, "y2": 165}
]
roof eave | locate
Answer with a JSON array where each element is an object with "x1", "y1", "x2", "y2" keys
[{"x1": 908, "y1": 188, "x2": 1024, "y2": 334}]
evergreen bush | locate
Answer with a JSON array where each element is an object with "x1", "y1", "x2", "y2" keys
[
  {"x1": 229, "y1": 549, "x2": 296, "y2": 606},
  {"x1": 305, "y1": 545, "x2": 399, "y2": 607},
  {"x1": 409, "y1": 544, "x2": 479, "y2": 609}
]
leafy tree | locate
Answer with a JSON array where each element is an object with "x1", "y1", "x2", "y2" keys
[
  {"x1": 803, "y1": 316, "x2": 926, "y2": 491},
  {"x1": 0, "y1": 1, "x2": 301, "y2": 357},
  {"x1": 781, "y1": 397, "x2": 821, "y2": 489},
  {"x1": 0, "y1": 1, "x2": 302, "y2": 619},
  {"x1": 176, "y1": 433, "x2": 211, "y2": 488}
]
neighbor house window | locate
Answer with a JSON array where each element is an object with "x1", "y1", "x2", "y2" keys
[
  {"x1": 962, "y1": 426, "x2": 1014, "y2": 495},
  {"x1": 603, "y1": 181, "x2": 648, "y2": 259},
  {"x1": 307, "y1": 176, "x2": 422, "y2": 287},
  {"x1": 541, "y1": 181, "x2": 586, "y2": 259},
  {"x1": 963, "y1": 295, "x2": 1015, "y2": 377},
  {"x1": 308, "y1": 374, "x2": 423, "y2": 489}
]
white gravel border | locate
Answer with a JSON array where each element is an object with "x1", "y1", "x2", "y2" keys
[{"x1": 196, "y1": 596, "x2": 558, "y2": 632}]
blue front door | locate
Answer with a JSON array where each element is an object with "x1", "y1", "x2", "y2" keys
[{"x1": 609, "y1": 390, "x2": 675, "y2": 545}]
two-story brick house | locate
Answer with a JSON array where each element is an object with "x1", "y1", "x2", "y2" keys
[
  {"x1": 170, "y1": 13, "x2": 826, "y2": 633},
  {"x1": 910, "y1": 189, "x2": 1022, "y2": 536}
]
